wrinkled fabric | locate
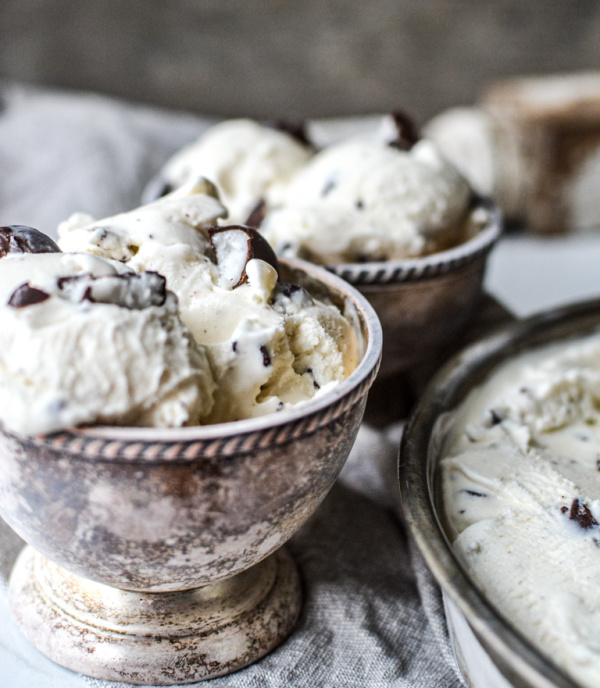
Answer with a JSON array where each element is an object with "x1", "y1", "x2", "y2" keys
[{"x1": 0, "y1": 82, "x2": 464, "y2": 688}]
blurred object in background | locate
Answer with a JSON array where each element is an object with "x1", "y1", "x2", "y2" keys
[
  {"x1": 426, "y1": 71, "x2": 600, "y2": 234},
  {"x1": 2, "y1": 0, "x2": 600, "y2": 123}
]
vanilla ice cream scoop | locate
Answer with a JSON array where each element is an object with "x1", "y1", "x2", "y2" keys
[
  {"x1": 57, "y1": 191, "x2": 359, "y2": 424},
  {"x1": 0, "y1": 240, "x2": 215, "y2": 436},
  {"x1": 145, "y1": 118, "x2": 315, "y2": 224},
  {"x1": 259, "y1": 114, "x2": 484, "y2": 264}
]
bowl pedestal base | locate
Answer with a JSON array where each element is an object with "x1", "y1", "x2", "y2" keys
[{"x1": 8, "y1": 545, "x2": 301, "y2": 685}]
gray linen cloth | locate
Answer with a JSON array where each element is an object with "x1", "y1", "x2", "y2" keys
[{"x1": 0, "y1": 81, "x2": 464, "y2": 688}]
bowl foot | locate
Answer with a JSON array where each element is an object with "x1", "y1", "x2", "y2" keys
[{"x1": 8, "y1": 545, "x2": 301, "y2": 685}]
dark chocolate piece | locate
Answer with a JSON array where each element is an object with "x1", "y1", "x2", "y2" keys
[
  {"x1": 260, "y1": 345, "x2": 271, "y2": 367},
  {"x1": 273, "y1": 282, "x2": 314, "y2": 309},
  {"x1": 142, "y1": 175, "x2": 175, "y2": 202},
  {"x1": 7, "y1": 283, "x2": 50, "y2": 308},
  {"x1": 245, "y1": 199, "x2": 267, "y2": 228},
  {"x1": 304, "y1": 367, "x2": 320, "y2": 390},
  {"x1": 209, "y1": 225, "x2": 280, "y2": 289},
  {"x1": 0, "y1": 225, "x2": 61, "y2": 258},
  {"x1": 58, "y1": 272, "x2": 167, "y2": 310},
  {"x1": 487, "y1": 408, "x2": 505, "y2": 426},
  {"x1": 567, "y1": 498, "x2": 599, "y2": 530},
  {"x1": 271, "y1": 119, "x2": 313, "y2": 148},
  {"x1": 463, "y1": 489, "x2": 487, "y2": 498},
  {"x1": 321, "y1": 178, "x2": 337, "y2": 196},
  {"x1": 387, "y1": 110, "x2": 420, "y2": 151}
]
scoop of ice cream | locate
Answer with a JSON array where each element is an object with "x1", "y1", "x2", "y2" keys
[
  {"x1": 145, "y1": 119, "x2": 314, "y2": 223},
  {"x1": 259, "y1": 115, "x2": 481, "y2": 264},
  {"x1": 0, "y1": 250, "x2": 215, "y2": 435},
  {"x1": 57, "y1": 194, "x2": 360, "y2": 423},
  {"x1": 440, "y1": 332, "x2": 600, "y2": 688}
]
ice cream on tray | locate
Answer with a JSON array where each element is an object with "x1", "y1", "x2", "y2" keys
[
  {"x1": 145, "y1": 118, "x2": 314, "y2": 224},
  {"x1": 440, "y1": 332, "x2": 600, "y2": 688},
  {"x1": 56, "y1": 183, "x2": 359, "y2": 426}
]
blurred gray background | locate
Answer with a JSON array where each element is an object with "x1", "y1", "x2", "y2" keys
[{"x1": 1, "y1": 0, "x2": 600, "y2": 123}]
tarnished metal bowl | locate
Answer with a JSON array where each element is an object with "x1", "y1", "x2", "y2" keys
[
  {"x1": 399, "y1": 299, "x2": 600, "y2": 688},
  {"x1": 328, "y1": 201, "x2": 501, "y2": 378},
  {"x1": 0, "y1": 258, "x2": 381, "y2": 592},
  {"x1": 1, "y1": 258, "x2": 382, "y2": 685}
]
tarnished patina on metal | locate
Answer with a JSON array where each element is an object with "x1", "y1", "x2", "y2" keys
[
  {"x1": 11, "y1": 546, "x2": 301, "y2": 684},
  {"x1": 3, "y1": 258, "x2": 382, "y2": 684}
]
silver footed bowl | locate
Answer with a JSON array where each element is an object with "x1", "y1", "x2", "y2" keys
[
  {"x1": 326, "y1": 199, "x2": 501, "y2": 378},
  {"x1": 2, "y1": 257, "x2": 382, "y2": 685},
  {"x1": 399, "y1": 299, "x2": 600, "y2": 688}
]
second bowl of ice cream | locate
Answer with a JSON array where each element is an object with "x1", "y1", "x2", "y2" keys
[{"x1": 257, "y1": 113, "x2": 501, "y2": 378}]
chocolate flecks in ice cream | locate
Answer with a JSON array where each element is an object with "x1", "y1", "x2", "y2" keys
[{"x1": 0, "y1": 225, "x2": 61, "y2": 257}]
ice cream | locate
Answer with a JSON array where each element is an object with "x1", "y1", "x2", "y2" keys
[
  {"x1": 258, "y1": 113, "x2": 485, "y2": 265},
  {"x1": 145, "y1": 118, "x2": 314, "y2": 224},
  {"x1": 440, "y1": 331, "x2": 600, "y2": 688},
  {"x1": 0, "y1": 226, "x2": 215, "y2": 436},
  {"x1": 57, "y1": 185, "x2": 360, "y2": 424}
]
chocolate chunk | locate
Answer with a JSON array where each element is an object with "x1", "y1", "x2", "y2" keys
[
  {"x1": 245, "y1": 199, "x2": 267, "y2": 228},
  {"x1": 463, "y1": 489, "x2": 487, "y2": 498},
  {"x1": 273, "y1": 282, "x2": 314, "y2": 309},
  {"x1": 567, "y1": 498, "x2": 598, "y2": 530},
  {"x1": 209, "y1": 225, "x2": 280, "y2": 289},
  {"x1": 260, "y1": 345, "x2": 271, "y2": 367},
  {"x1": 7, "y1": 283, "x2": 50, "y2": 308},
  {"x1": 304, "y1": 367, "x2": 320, "y2": 390},
  {"x1": 142, "y1": 175, "x2": 175, "y2": 202},
  {"x1": 0, "y1": 226, "x2": 61, "y2": 258},
  {"x1": 486, "y1": 408, "x2": 505, "y2": 426},
  {"x1": 58, "y1": 272, "x2": 167, "y2": 309},
  {"x1": 387, "y1": 110, "x2": 420, "y2": 151},
  {"x1": 322, "y1": 178, "x2": 337, "y2": 196},
  {"x1": 271, "y1": 119, "x2": 313, "y2": 148}
]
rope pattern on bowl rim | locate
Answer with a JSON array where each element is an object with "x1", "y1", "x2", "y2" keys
[
  {"x1": 23, "y1": 364, "x2": 380, "y2": 461},
  {"x1": 327, "y1": 218, "x2": 500, "y2": 286}
]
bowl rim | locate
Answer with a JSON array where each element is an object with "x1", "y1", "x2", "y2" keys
[
  {"x1": 326, "y1": 200, "x2": 501, "y2": 287},
  {"x1": 20, "y1": 256, "x2": 382, "y2": 455},
  {"x1": 398, "y1": 298, "x2": 600, "y2": 688}
]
